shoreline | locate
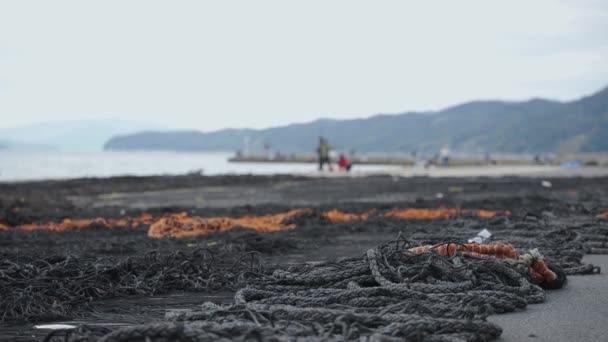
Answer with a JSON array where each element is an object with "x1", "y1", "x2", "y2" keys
[{"x1": 2, "y1": 165, "x2": 608, "y2": 185}]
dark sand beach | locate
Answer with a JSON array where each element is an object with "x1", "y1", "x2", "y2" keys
[{"x1": 1, "y1": 174, "x2": 607, "y2": 341}]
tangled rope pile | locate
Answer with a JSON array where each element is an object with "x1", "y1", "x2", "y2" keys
[
  {"x1": 0, "y1": 249, "x2": 267, "y2": 322},
  {"x1": 406, "y1": 215, "x2": 605, "y2": 277},
  {"x1": 1, "y1": 208, "x2": 605, "y2": 341},
  {"x1": 49, "y1": 240, "x2": 550, "y2": 342}
]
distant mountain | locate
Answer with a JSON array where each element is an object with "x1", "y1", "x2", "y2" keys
[
  {"x1": 104, "y1": 85, "x2": 608, "y2": 154},
  {"x1": 0, "y1": 139, "x2": 55, "y2": 151},
  {"x1": 0, "y1": 119, "x2": 163, "y2": 151}
]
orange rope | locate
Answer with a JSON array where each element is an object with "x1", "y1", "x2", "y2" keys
[
  {"x1": 323, "y1": 208, "x2": 509, "y2": 223},
  {"x1": 322, "y1": 209, "x2": 374, "y2": 223},
  {"x1": 5, "y1": 207, "x2": 508, "y2": 233},
  {"x1": 407, "y1": 242, "x2": 518, "y2": 259},
  {"x1": 385, "y1": 208, "x2": 508, "y2": 220},
  {"x1": 147, "y1": 209, "x2": 311, "y2": 238},
  {"x1": 15, "y1": 213, "x2": 156, "y2": 232},
  {"x1": 597, "y1": 211, "x2": 608, "y2": 219},
  {"x1": 407, "y1": 242, "x2": 557, "y2": 284}
]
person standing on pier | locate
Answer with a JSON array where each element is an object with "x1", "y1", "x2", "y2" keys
[{"x1": 317, "y1": 137, "x2": 332, "y2": 171}]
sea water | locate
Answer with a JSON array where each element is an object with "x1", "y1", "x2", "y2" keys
[{"x1": 0, "y1": 151, "x2": 400, "y2": 182}]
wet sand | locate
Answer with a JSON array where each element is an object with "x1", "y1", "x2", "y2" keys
[{"x1": 493, "y1": 254, "x2": 608, "y2": 342}]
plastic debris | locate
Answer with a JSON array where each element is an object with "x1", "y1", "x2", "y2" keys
[
  {"x1": 468, "y1": 228, "x2": 492, "y2": 244},
  {"x1": 35, "y1": 324, "x2": 77, "y2": 330}
]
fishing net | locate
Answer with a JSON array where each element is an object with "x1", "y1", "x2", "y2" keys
[
  {"x1": 0, "y1": 249, "x2": 266, "y2": 322},
  {"x1": 0, "y1": 206, "x2": 606, "y2": 341},
  {"x1": 39, "y1": 241, "x2": 546, "y2": 342},
  {"x1": 41, "y1": 221, "x2": 607, "y2": 342}
]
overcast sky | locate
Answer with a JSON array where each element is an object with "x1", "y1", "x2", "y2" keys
[{"x1": 1, "y1": 0, "x2": 607, "y2": 131}]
